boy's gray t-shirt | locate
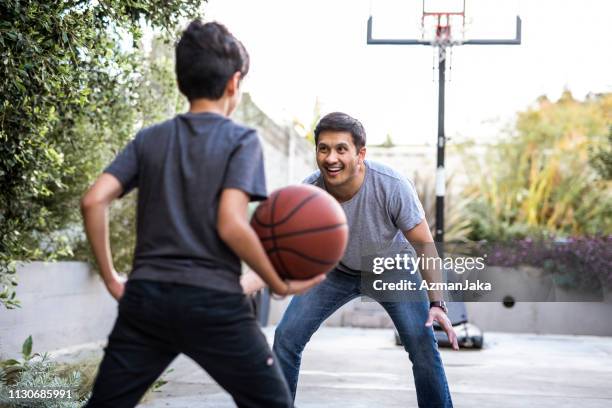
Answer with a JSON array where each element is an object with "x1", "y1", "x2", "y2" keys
[
  {"x1": 303, "y1": 160, "x2": 425, "y2": 275},
  {"x1": 104, "y1": 111, "x2": 267, "y2": 293}
]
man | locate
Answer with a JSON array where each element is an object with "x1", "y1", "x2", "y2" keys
[
  {"x1": 81, "y1": 20, "x2": 322, "y2": 408},
  {"x1": 260, "y1": 112, "x2": 458, "y2": 407}
]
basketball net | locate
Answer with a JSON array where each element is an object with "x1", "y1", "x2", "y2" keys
[
  {"x1": 421, "y1": 0, "x2": 466, "y2": 64},
  {"x1": 421, "y1": 11, "x2": 465, "y2": 64}
]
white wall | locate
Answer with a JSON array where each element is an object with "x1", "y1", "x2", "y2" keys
[
  {"x1": 0, "y1": 262, "x2": 117, "y2": 359},
  {"x1": 232, "y1": 93, "x2": 316, "y2": 188}
]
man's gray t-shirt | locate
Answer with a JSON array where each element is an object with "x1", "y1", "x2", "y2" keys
[
  {"x1": 104, "y1": 111, "x2": 267, "y2": 293},
  {"x1": 303, "y1": 160, "x2": 425, "y2": 275}
]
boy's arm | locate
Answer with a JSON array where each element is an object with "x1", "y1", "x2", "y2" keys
[
  {"x1": 81, "y1": 173, "x2": 126, "y2": 300},
  {"x1": 218, "y1": 188, "x2": 325, "y2": 296}
]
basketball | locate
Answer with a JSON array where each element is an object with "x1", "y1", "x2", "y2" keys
[{"x1": 251, "y1": 184, "x2": 349, "y2": 280}]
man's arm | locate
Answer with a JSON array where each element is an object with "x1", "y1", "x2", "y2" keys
[
  {"x1": 403, "y1": 219, "x2": 459, "y2": 350},
  {"x1": 218, "y1": 188, "x2": 325, "y2": 296},
  {"x1": 403, "y1": 220, "x2": 443, "y2": 303},
  {"x1": 80, "y1": 173, "x2": 126, "y2": 300}
]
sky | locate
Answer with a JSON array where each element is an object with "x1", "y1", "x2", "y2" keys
[{"x1": 200, "y1": 0, "x2": 611, "y2": 145}]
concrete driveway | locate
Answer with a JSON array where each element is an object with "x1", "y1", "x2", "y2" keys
[{"x1": 138, "y1": 327, "x2": 612, "y2": 408}]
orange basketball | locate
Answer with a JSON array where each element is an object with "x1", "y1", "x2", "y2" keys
[{"x1": 251, "y1": 185, "x2": 349, "y2": 280}]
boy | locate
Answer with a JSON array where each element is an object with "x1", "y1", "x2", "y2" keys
[{"x1": 81, "y1": 20, "x2": 323, "y2": 408}]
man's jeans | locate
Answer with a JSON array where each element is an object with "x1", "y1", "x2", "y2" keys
[{"x1": 273, "y1": 269, "x2": 453, "y2": 408}]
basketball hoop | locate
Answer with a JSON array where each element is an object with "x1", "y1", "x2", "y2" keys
[
  {"x1": 367, "y1": 0, "x2": 520, "y2": 47},
  {"x1": 421, "y1": 0, "x2": 466, "y2": 51}
]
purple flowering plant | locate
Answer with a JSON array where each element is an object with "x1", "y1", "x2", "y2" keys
[{"x1": 475, "y1": 236, "x2": 612, "y2": 291}]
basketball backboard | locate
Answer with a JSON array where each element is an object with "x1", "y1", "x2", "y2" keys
[{"x1": 368, "y1": 0, "x2": 521, "y2": 47}]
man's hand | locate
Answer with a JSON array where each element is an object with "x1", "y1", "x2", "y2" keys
[
  {"x1": 105, "y1": 272, "x2": 127, "y2": 300},
  {"x1": 426, "y1": 307, "x2": 459, "y2": 350},
  {"x1": 241, "y1": 269, "x2": 266, "y2": 294}
]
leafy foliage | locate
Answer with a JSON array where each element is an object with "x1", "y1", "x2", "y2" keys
[
  {"x1": 0, "y1": 336, "x2": 89, "y2": 407},
  {"x1": 463, "y1": 91, "x2": 612, "y2": 241},
  {"x1": 0, "y1": 0, "x2": 202, "y2": 308},
  {"x1": 0, "y1": 335, "x2": 177, "y2": 406},
  {"x1": 590, "y1": 126, "x2": 612, "y2": 180}
]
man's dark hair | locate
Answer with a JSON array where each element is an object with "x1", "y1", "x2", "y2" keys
[
  {"x1": 176, "y1": 20, "x2": 250, "y2": 101},
  {"x1": 314, "y1": 112, "x2": 367, "y2": 151}
]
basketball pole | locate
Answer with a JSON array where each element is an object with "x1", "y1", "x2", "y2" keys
[
  {"x1": 435, "y1": 48, "x2": 446, "y2": 246},
  {"x1": 366, "y1": 15, "x2": 521, "y2": 252},
  {"x1": 366, "y1": 13, "x2": 521, "y2": 335}
]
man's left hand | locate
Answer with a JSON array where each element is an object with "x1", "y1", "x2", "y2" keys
[{"x1": 425, "y1": 307, "x2": 459, "y2": 350}]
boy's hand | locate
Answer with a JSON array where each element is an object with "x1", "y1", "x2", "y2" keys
[
  {"x1": 279, "y1": 274, "x2": 326, "y2": 296},
  {"x1": 241, "y1": 268, "x2": 326, "y2": 297},
  {"x1": 105, "y1": 272, "x2": 127, "y2": 300}
]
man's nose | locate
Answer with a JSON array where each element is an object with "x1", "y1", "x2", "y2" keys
[{"x1": 325, "y1": 151, "x2": 338, "y2": 163}]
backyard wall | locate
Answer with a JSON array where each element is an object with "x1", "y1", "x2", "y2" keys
[
  {"x1": 3, "y1": 259, "x2": 608, "y2": 361},
  {"x1": 0, "y1": 262, "x2": 117, "y2": 359},
  {"x1": 304, "y1": 297, "x2": 612, "y2": 336}
]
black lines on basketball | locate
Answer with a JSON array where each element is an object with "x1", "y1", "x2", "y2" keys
[
  {"x1": 250, "y1": 185, "x2": 349, "y2": 280},
  {"x1": 252, "y1": 191, "x2": 320, "y2": 228},
  {"x1": 259, "y1": 223, "x2": 347, "y2": 242},
  {"x1": 269, "y1": 190, "x2": 290, "y2": 279},
  {"x1": 267, "y1": 247, "x2": 339, "y2": 266}
]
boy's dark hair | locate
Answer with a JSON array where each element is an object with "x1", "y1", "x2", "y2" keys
[
  {"x1": 314, "y1": 112, "x2": 367, "y2": 151},
  {"x1": 176, "y1": 20, "x2": 250, "y2": 101}
]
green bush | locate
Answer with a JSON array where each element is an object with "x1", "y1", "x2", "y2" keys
[
  {"x1": 0, "y1": 0, "x2": 201, "y2": 308},
  {"x1": 0, "y1": 336, "x2": 89, "y2": 407},
  {"x1": 463, "y1": 91, "x2": 612, "y2": 241},
  {"x1": 0, "y1": 335, "x2": 174, "y2": 407}
]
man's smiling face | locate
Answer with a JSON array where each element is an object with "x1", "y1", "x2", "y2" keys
[{"x1": 316, "y1": 131, "x2": 365, "y2": 189}]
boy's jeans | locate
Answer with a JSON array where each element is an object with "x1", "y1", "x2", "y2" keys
[
  {"x1": 87, "y1": 280, "x2": 292, "y2": 408},
  {"x1": 273, "y1": 268, "x2": 453, "y2": 408}
]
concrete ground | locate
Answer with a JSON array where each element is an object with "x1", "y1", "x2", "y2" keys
[{"x1": 133, "y1": 327, "x2": 612, "y2": 408}]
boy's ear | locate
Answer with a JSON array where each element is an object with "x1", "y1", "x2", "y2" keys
[{"x1": 226, "y1": 71, "x2": 242, "y2": 97}]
